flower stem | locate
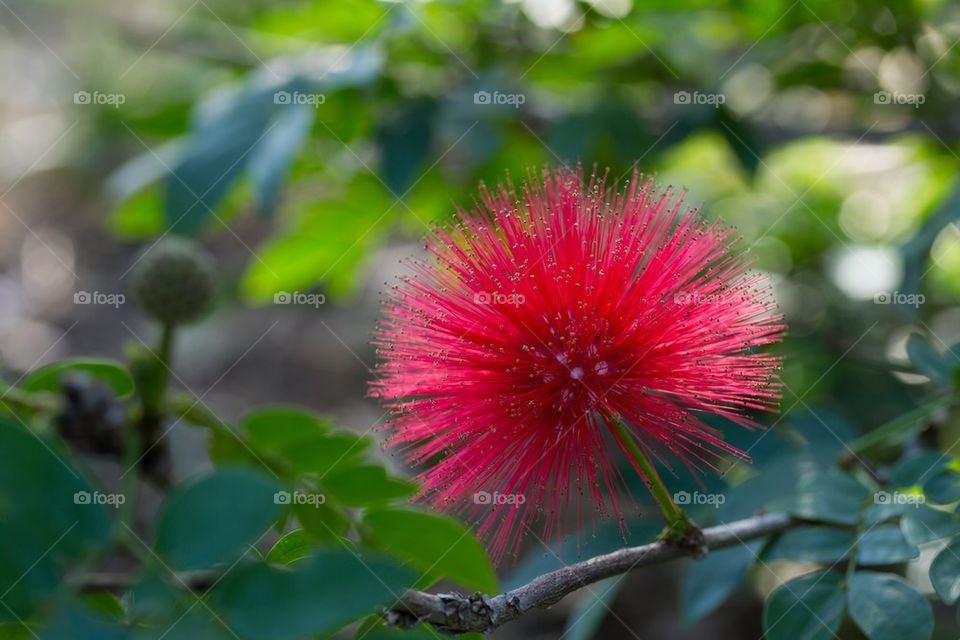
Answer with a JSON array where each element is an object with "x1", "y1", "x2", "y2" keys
[{"x1": 604, "y1": 412, "x2": 703, "y2": 549}]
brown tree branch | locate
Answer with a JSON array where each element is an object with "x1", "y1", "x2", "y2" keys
[
  {"x1": 75, "y1": 512, "x2": 794, "y2": 635},
  {"x1": 384, "y1": 511, "x2": 794, "y2": 634}
]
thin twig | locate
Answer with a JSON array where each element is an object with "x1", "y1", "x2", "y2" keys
[
  {"x1": 73, "y1": 512, "x2": 794, "y2": 634},
  {"x1": 383, "y1": 511, "x2": 793, "y2": 633}
]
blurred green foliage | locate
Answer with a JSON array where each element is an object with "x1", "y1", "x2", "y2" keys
[{"x1": 4, "y1": 0, "x2": 960, "y2": 638}]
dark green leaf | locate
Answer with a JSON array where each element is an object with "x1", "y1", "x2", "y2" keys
[
  {"x1": 770, "y1": 470, "x2": 868, "y2": 525},
  {"x1": 891, "y1": 451, "x2": 948, "y2": 487},
  {"x1": 165, "y1": 82, "x2": 280, "y2": 233},
  {"x1": 43, "y1": 605, "x2": 129, "y2": 640},
  {"x1": 681, "y1": 541, "x2": 760, "y2": 625},
  {"x1": 248, "y1": 103, "x2": 314, "y2": 213},
  {"x1": 563, "y1": 576, "x2": 625, "y2": 640},
  {"x1": 856, "y1": 525, "x2": 919, "y2": 565},
  {"x1": 377, "y1": 99, "x2": 436, "y2": 195},
  {"x1": 266, "y1": 530, "x2": 317, "y2": 565},
  {"x1": 785, "y1": 407, "x2": 858, "y2": 456},
  {"x1": 0, "y1": 623, "x2": 34, "y2": 640},
  {"x1": 363, "y1": 508, "x2": 497, "y2": 593},
  {"x1": 322, "y1": 465, "x2": 416, "y2": 506},
  {"x1": 212, "y1": 548, "x2": 414, "y2": 639},
  {"x1": 82, "y1": 592, "x2": 125, "y2": 620},
  {"x1": 766, "y1": 527, "x2": 854, "y2": 563},
  {"x1": 922, "y1": 469, "x2": 960, "y2": 504},
  {"x1": 241, "y1": 406, "x2": 329, "y2": 451},
  {"x1": 292, "y1": 500, "x2": 350, "y2": 541},
  {"x1": 125, "y1": 571, "x2": 181, "y2": 623},
  {"x1": 930, "y1": 541, "x2": 960, "y2": 604},
  {"x1": 22, "y1": 358, "x2": 134, "y2": 397},
  {"x1": 155, "y1": 468, "x2": 283, "y2": 570},
  {"x1": 280, "y1": 433, "x2": 370, "y2": 476},
  {"x1": 0, "y1": 419, "x2": 110, "y2": 621},
  {"x1": 847, "y1": 572, "x2": 933, "y2": 640},
  {"x1": 762, "y1": 571, "x2": 845, "y2": 640},
  {"x1": 864, "y1": 500, "x2": 910, "y2": 525},
  {"x1": 900, "y1": 505, "x2": 960, "y2": 545}
]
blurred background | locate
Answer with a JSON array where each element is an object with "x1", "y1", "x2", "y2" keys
[{"x1": 1, "y1": 0, "x2": 960, "y2": 637}]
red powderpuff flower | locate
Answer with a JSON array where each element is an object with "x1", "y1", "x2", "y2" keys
[{"x1": 371, "y1": 167, "x2": 783, "y2": 562}]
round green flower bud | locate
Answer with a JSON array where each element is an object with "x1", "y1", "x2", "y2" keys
[{"x1": 130, "y1": 238, "x2": 216, "y2": 326}]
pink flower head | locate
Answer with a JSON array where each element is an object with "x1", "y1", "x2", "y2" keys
[{"x1": 371, "y1": 167, "x2": 783, "y2": 562}]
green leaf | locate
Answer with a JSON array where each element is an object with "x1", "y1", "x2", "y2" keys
[
  {"x1": 208, "y1": 427, "x2": 256, "y2": 465},
  {"x1": 762, "y1": 571, "x2": 845, "y2": 640},
  {"x1": 165, "y1": 83, "x2": 277, "y2": 233},
  {"x1": 292, "y1": 500, "x2": 350, "y2": 541},
  {"x1": 847, "y1": 572, "x2": 933, "y2": 640},
  {"x1": 765, "y1": 527, "x2": 854, "y2": 563},
  {"x1": 42, "y1": 605, "x2": 130, "y2": 640},
  {"x1": 900, "y1": 505, "x2": 960, "y2": 545},
  {"x1": 377, "y1": 99, "x2": 436, "y2": 195},
  {"x1": 681, "y1": 541, "x2": 760, "y2": 625},
  {"x1": 212, "y1": 548, "x2": 414, "y2": 640},
  {"x1": 280, "y1": 433, "x2": 370, "y2": 476},
  {"x1": 155, "y1": 468, "x2": 284, "y2": 570},
  {"x1": 563, "y1": 576, "x2": 625, "y2": 640},
  {"x1": 125, "y1": 571, "x2": 181, "y2": 623},
  {"x1": 922, "y1": 469, "x2": 960, "y2": 504},
  {"x1": 241, "y1": 406, "x2": 329, "y2": 451},
  {"x1": 930, "y1": 541, "x2": 960, "y2": 604},
  {"x1": 907, "y1": 334, "x2": 953, "y2": 385},
  {"x1": 266, "y1": 530, "x2": 318, "y2": 565},
  {"x1": 22, "y1": 358, "x2": 134, "y2": 397},
  {"x1": 247, "y1": 103, "x2": 314, "y2": 213},
  {"x1": 891, "y1": 451, "x2": 948, "y2": 487},
  {"x1": 82, "y1": 592, "x2": 125, "y2": 620},
  {"x1": 856, "y1": 525, "x2": 919, "y2": 565},
  {"x1": 322, "y1": 465, "x2": 416, "y2": 506},
  {"x1": 0, "y1": 623, "x2": 35, "y2": 640},
  {"x1": 362, "y1": 508, "x2": 497, "y2": 593},
  {"x1": 864, "y1": 500, "x2": 911, "y2": 525},
  {"x1": 239, "y1": 172, "x2": 391, "y2": 303},
  {"x1": 106, "y1": 184, "x2": 165, "y2": 239},
  {"x1": 0, "y1": 419, "x2": 110, "y2": 622},
  {"x1": 770, "y1": 470, "x2": 868, "y2": 525}
]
